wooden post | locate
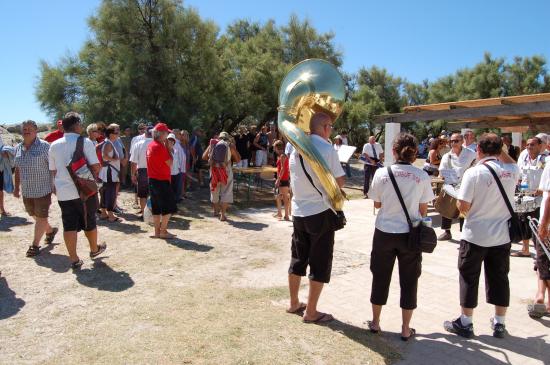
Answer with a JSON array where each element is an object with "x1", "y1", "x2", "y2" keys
[
  {"x1": 512, "y1": 132, "x2": 522, "y2": 148},
  {"x1": 384, "y1": 123, "x2": 400, "y2": 166}
]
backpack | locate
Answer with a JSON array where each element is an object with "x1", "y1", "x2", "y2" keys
[
  {"x1": 210, "y1": 140, "x2": 229, "y2": 165},
  {"x1": 67, "y1": 136, "x2": 98, "y2": 201},
  {"x1": 95, "y1": 140, "x2": 106, "y2": 166}
]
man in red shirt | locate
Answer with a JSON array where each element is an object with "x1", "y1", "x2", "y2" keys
[
  {"x1": 146, "y1": 122, "x2": 177, "y2": 239},
  {"x1": 43, "y1": 120, "x2": 64, "y2": 143}
]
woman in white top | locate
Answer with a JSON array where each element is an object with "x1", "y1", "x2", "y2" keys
[
  {"x1": 367, "y1": 133, "x2": 435, "y2": 341},
  {"x1": 99, "y1": 125, "x2": 121, "y2": 222},
  {"x1": 167, "y1": 133, "x2": 184, "y2": 202}
]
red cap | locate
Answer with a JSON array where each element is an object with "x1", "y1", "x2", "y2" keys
[
  {"x1": 56, "y1": 120, "x2": 63, "y2": 128},
  {"x1": 153, "y1": 122, "x2": 172, "y2": 133}
]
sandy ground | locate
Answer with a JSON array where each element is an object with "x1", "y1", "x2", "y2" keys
[{"x1": 0, "y1": 166, "x2": 400, "y2": 364}]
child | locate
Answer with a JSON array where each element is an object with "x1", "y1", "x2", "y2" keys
[{"x1": 274, "y1": 140, "x2": 291, "y2": 220}]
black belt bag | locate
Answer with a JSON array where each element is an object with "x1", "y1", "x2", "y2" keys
[{"x1": 299, "y1": 155, "x2": 346, "y2": 231}]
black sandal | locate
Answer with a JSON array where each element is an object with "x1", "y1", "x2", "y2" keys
[
  {"x1": 71, "y1": 259, "x2": 84, "y2": 269},
  {"x1": 366, "y1": 320, "x2": 380, "y2": 334},
  {"x1": 26, "y1": 245, "x2": 40, "y2": 257},
  {"x1": 90, "y1": 243, "x2": 107, "y2": 258},
  {"x1": 44, "y1": 227, "x2": 59, "y2": 245},
  {"x1": 401, "y1": 328, "x2": 416, "y2": 341}
]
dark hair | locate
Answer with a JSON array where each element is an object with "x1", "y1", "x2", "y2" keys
[
  {"x1": 105, "y1": 125, "x2": 118, "y2": 138},
  {"x1": 429, "y1": 138, "x2": 441, "y2": 150},
  {"x1": 62, "y1": 112, "x2": 81, "y2": 132},
  {"x1": 478, "y1": 133, "x2": 502, "y2": 156},
  {"x1": 393, "y1": 133, "x2": 418, "y2": 163},
  {"x1": 528, "y1": 137, "x2": 542, "y2": 145}
]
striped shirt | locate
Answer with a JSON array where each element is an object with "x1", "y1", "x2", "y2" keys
[{"x1": 14, "y1": 137, "x2": 52, "y2": 198}]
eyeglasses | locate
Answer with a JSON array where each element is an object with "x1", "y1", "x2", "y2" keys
[{"x1": 450, "y1": 139, "x2": 461, "y2": 143}]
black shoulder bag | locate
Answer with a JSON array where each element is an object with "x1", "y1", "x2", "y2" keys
[
  {"x1": 482, "y1": 163, "x2": 523, "y2": 243},
  {"x1": 387, "y1": 166, "x2": 437, "y2": 253},
  {"x1": 299, "y1": 155, "x2": 346, "y2": 231}
]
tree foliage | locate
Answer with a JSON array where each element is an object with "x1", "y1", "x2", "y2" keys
[{"x1": 36, "y1": 1, "x2": 550, "y2": 145}]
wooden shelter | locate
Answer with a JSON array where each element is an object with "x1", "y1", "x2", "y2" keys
[{"x1": 374, "y1": 93, "x2": 550, "y2": 164}]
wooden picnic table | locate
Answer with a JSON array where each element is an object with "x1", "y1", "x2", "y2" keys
[{"x1": 233, "y1": 166, "x2": 278, "y2": 203}]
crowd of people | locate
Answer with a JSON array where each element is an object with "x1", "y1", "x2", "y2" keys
[{"x1": 1, "y1": 110, "x2": 549, "y2": 342}]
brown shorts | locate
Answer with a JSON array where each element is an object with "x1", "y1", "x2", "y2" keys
[{"x1": 23, "y1": 194, "x2": 52, "y2": 218}]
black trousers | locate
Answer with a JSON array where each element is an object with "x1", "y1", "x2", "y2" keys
[
  {"x1": 100, "y1": 182, "x2": 117, "y2": 211},
  {"x1": 441, "y1": 217, "x2": 464, "y2": 231},
  {"x1": 459, "y1": 240, "x2": 511, "y2": 308},
  {"x1": 363, "y1": 165, "x2": 378, "y2": 195},
  {"x1": 370, "y1": 229, "x2": 422, "y2": 310},
  {"x1": 289, "y1": 209, "x2": 335, "y2": 283}
]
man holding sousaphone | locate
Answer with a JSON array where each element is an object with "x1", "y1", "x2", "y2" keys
[{"x1": 436, "y1": 132, "x2": 476, "y2": 241}]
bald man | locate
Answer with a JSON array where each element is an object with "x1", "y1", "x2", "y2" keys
[{"x1": 286, "y1": 112, "x2": 345, "y2": 324}]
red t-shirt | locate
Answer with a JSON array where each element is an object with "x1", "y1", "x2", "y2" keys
[
  {"x1": 146, "y1": 140, "x2": 172, "y2": 181},
  {"x1": 277, "y1": 155, "x2": 290, "y2": 181},
  {"x1": 44, "y1": 130, "x2": 64, "y2": 143},
  {"x1": 96, "y1": 134, "x2": 105, "y2": 143}
]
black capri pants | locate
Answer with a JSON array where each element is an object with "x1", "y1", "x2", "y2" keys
[
  {"x1": 459, "y1": 240, "x2": 511, "y2": 308},
  {"x1": 370, "y1": 229, "x2": 422, "y2": 310},
  {"x1": 100, "y1": 182, "x2": 117, "y2": 211},
  {"x1": 149, "y1": 178, "x2": 177, "y2": 216},
  {"x1": 288, "y1": 209, "x2": 335, "y2": 283}
]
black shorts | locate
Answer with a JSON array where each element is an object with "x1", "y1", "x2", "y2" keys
[
  {"x1": 279, "y1": 180, "x2": 290, "y2": 188},
  {"x1": 58, "y1": 196, "x2": 98, "y2": 232},
  {"x1": 458, "y1": 240, "x2": 511, "y2": 308},
  {"x1": 289, "y1": 209, "x2": 335, "y2": 283},
  {"x1": 137, "y1": 168, "x2": 149, "y2": 198},
  {"x1": 192, "y1": 159, "x2": 203, "y2": 173},
  {"x1": 149, "y1": 178, "x2": 177, "y2": 216},
  {"x1": 535, "y1": 240, "x2": 550, "y2": 280}
]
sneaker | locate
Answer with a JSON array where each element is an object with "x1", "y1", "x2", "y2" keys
[
  {"x1": 444, "y1": 318, "x2": 474, "y2": 338},
  {"x1": 490, "y1": 318, "x2": 507, "y2": 338},
  {"x1": 438, "y1": 231, "x2": 452, "y2": 241}
]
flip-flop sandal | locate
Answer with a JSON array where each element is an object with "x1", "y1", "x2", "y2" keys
[
  {"x1": 160, "y1": 234, "x2": 176, "y2": 239},
  {"x1": 527, "y1": 303, "x2": 547, "y2": 318},
  {"x1": 108, "y1": 217, "x2": 122, "y2": 223},
  {"x1": 90, "y1": 243, "x2": 107, "y2": 258},
  {"x1": 303, "y1": 312, "x2": 334, "y2": 324},
  {"x1": 25, "y1": 245, "x2": 41, "y2": 257},
  {"x1": 366, "y1": 320, "x2": 380, "y2": 334},
  {"x1": 401, "y1": 328, "x2": 416, "y2": 341},
  {"x1": 44, "y1": 227, "x2": 59, "y2": 244},
  {"x1": 511, "y1": 251, "x2": 531, "y2": 257},
  {"x1": 283, "y1": 216, "x2": 291, "y2": 221},
  {"x1": 71, "y1": 259, "x2": 84, "y2": 269},
  {"x1": 286, "y1": 303, "x2": 307, "y2": 314}
]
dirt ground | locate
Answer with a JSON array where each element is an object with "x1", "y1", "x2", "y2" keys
[{"x1": 0, "y1": 165, "x2": 400, "y2": 364}]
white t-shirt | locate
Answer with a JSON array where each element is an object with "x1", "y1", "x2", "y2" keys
[
  {"x1": 362, "y1": 142, "x2": 383, "y2": 160},
  {"x1": 175, "y1": 140, "x2": 186, "y2": 174},
  {"x1": 369, "y1": 164, "x2": 434, "y2": 233},
  {"x1": 517, "y1": 153, "x2": 545, "y2": 191},
  {"x1": 341, "y1": 136, "x2": 349, "y2": 145},
  {"x1": 464, "y1": 143, "x2": 477, "y2": 153},
  {"x1": 285, "y1": 142, "x2": 295, "y2": 156},
  {"x1": 539, "y1": 164, "x2": 550, "y2": 221},
  {"x1": 48, "y1": 133, "x2": 100, "y2": 201},
  {"x1": 130, "y1": 133, "x2": 145, "y2": 154},
  {"x1": 439, "y1": 147, "x2": 476, "y2": 182},
  {"x1": 171, "y1": 145, "x2": 182, "y2": 175},
  {"x1": 99, "y1": 140, "x2": 121, "y2": 183},
  {"x1": 129, "y1": 138, "x2": 153, "y2": 169},
  {"x1": 290, "y1": 135, "x2": 345, "y2": 217},
  {"x1": 459, "y1": 157, "x2": 520, "y2": 247}
]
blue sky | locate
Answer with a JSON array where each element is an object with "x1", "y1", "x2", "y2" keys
[{"x1": 1, "y1": 0, "x2": 549, "y2": 124}]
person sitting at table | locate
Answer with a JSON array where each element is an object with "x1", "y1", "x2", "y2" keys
[
  {"x1": 437, "y1": 132, "x2": 476, "y2": 241},
  {"x1": 203, "y1": 132, "x2": 240, "y2": 221}
]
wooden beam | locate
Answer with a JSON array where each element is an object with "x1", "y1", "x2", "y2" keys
[
  {"x1": 374, "y1": 101, "x2": 550, "y2": 124},
  {"x1": 447, "y1": 119, "x2": 550, "y2": 130}
]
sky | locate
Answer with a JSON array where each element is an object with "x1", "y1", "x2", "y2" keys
[{"x1": 1, "y1": 0, "x2": 549, "y2": 124}]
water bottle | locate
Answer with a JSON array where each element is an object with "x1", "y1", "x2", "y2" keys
[
  {"x1": 519, "y1": 176, "x2": 529, "y2": 194},
  {"x1": 422, "y1": 217, "x2": 433, "y2": 227}
]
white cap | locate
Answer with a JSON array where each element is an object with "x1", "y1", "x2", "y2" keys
[
  {"x1": 167, "y1": 133, "x2": 176, "y2": 141},
  {"x1": 535, "y1": 133, "x2": 548, "y2": 144}
]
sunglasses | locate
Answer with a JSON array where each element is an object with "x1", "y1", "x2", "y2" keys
[{"x1": 450, "y1": 139, "x2": 461, "y2": 143}]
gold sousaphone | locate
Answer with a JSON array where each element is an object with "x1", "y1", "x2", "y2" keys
[{"x1": 277, "y1": 59, "x2": 346, "y2": 211}]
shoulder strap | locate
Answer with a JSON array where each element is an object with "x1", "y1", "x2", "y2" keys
[
  {"x1": 482, "y1": 163, "x2": 515, "y2": 216},
  {"x1": 386, "y1": 166, "x2": 413, "y2": 228},
  {"x1": 71, "y1": 136, "x2": 85, "y2": 164},
  {"x1": 299, "y1": 154, "x2": 323, "y2": 197}
]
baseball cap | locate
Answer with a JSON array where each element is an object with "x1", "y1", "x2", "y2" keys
[
  {"x1": 153, "y1": 122, "x2": 172, "y2": 133},
  {"x1": 167, "y1": 133, "x2": 176, "y2": 141}
]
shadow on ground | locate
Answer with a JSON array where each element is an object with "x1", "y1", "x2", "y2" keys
[
  {"x1": 0, "y1": 216, "x2": 31, "y2": 232},
  {"x1": 0, "y1": 276, "x2": 25, "y2": 320},
  {"x1": 74, "y1": 257, "x2": 134, "y2": 292},
  {"x1": 227, "y1": 220, "x2": 269, "y2": 231},
  {"x1": 33, "y1": 244, "x2": 70, "y2": 273},
  {"x1": 408, "y1": 331, "x2": 550, "y2": 365},
  {"x1": 165, "y1": 238, "x2": 213, "y2": 252},
  {"x1": 97, "y1": 219, "x2": 147, "y2": 234}
]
